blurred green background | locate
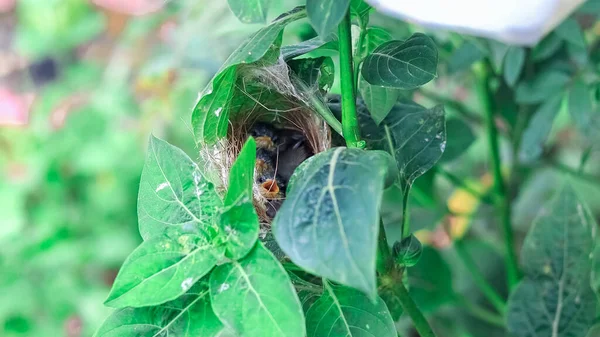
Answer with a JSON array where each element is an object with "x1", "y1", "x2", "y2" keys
[{"x1": 1, "y1": 1, "x2": 600, "y2": 336}]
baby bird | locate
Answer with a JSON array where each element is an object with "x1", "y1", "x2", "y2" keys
[{"x1": 250, "y1": 122, "x2": 278, "y2": 153}]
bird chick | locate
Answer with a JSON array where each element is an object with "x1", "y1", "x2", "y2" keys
[
  {"x1": 250, "y1": 122, "x2": 278, "y2": 152},
  {"x1": 274, "y1": 130, "x2": 311, "y2": 185}
]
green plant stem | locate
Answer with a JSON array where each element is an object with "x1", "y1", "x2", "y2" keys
[
  {"x1": 456, "y1": 296, "x2": 505, "y2": 327},
  {"x1": 473, "y1": 63, "x2": 520, "y2": 290},
  {"x1": 454, "y1": 239, "x2": 507, "y2": 314},
  {"x1": 400, "y1": 185, "x2": 411, "y2": 238},
  {"x1": 396, "y1": 283, "x2": 437, "y2": 337},
  {"x1": 376, "y1": 220, "x2": 392, "y2": 274},
  {"x1": 579, "y1": 146, "x2": 593, "y2": 172},
  {"x1": 338, "y1": 10, "x2": 364, "y2": 149},
  {"x1": 437, "y1": 167, "x2": 492, "y2": 204},
  {"x1": 295, "y1": 78, "x2": 343, "y2": 136},
  {"x1": 353, "y1": 22, "x2": 368, "y2": 89}
]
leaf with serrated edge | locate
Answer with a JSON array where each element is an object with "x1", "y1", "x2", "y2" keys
[
  {"x1": 305, "y1": 282, "x2": 396, "y2": 337},
  {"x1": 105, "y1": 233, "x2": 223, "y2": 308},
  {"x1": 138, "y1": 136, "x2": 222, "y2": 240},
  {"x1": 307, "y1": 0, "x2": 351, "y2": 37},
  {"x1": 507, "y1": 185, "x2": 597, "y2": 337},
  {"x1": 227, "y1": 0, "x2": 270, "y2": 24},
  {"x1": 362, "y1": 33, "x2": 438, "y2": 89},
  {"x1": 358, "y1": 100, "x2": 446, "y2": 188},
  {"x1": 96, "y1": 285, "x2": 223, "y2": 337},
  {"x1": 273, "y1": 148, "x2": 391, "y2": 296},
  {"x1": 210, "y1": 243, "x2": 305, "y2": 337}
]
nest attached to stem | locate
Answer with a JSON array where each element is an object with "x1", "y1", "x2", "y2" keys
[{"x1": 199, "y1": 59, "x2": 331, "y2": 233}]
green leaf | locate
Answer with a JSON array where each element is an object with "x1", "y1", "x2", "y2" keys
[
  {"x1": 361, "y1": 27, "x2": 393, "y2": 53},
  {"x1": 515, "y1": 70, "x2": 570, "y2": 104},
  {"x1": 587, "y1": 325, "x2": 600, "y2": 337},
  {"x1": 104, "y1": 233, "x2": 223, "y2": 308},
  {"x1": 555, "y1": 18, "x2": 586, "y2": 48},
  {"x1": 357, "y1": 100, "x2": 446, "y2": 188},
  {"x1": 393, "y1": 234, "x2": 422, "y2": 267},
  {"x1": 138, "y1": 136, "x2": 222, "y2": 240},
  {"x1": 518, "y1": 95, "x2": 562, "y2": 163},
  {"x1": 503, "y1": 46, "x2": 526, "y2": 87},
  {"x1": 307, "y1": 0, "x2": 351, "y2": 37},
  {"x1": 507, "y1": 185, "x2": 597, "y2": 337},
  {"x1": 219, "y1": 138, "x2": 259, "y2": 260},
  {"x1": 97, "y1": 286, "x2": 224, "y2": 337},
  {"x1": 408, "y1": 246, "x2": 454, "y2": 314},
  {"x1": 357, "y1": 27, "x2": 398, "y2": 124},
  {"x1": 568, "y1": 78, "x2": 600, "y2": 142},
  {"x1": 486, "y1": 40, "x2": 509, "y2": 74},
  {"x1": 439, "y1": 118, "x2": 475, "y2": 163},
  {"x1": 305, "y1": 283, "x2": 396, "y2": 337},
  {"x1": 288, "y1": 57, "x2": 335, "y2": 93},
  {"x1": 192, "y1": 7, "x2": 306, "y2": 145},
  {"x1": 532, "y1": 33, "x2": 563, "y2": 61},
  {"x1": 209, "y1": 243, "x2": 305, "y2": 337},
  {"x1": 227, "y1": 0, "x2": 270, "y2": 24},
  {"x1": 447, "y1": 40, "x2": 486, "y2": 74},
  {"x1": 225, "y1": 138, "x2": 256, "y2": 206},
  {"x1": 359, "y1": 75, "x2": 400, "y2": 125},
  {"x1": 350, "y1": 0, "x2": 371, "y2": 26},
  {"x1": 273, "y1": 148, "x2": 392, "y2": 296},
  {"x1": 361, "y1": 33, "x2": 438, "y2": 89},
  {"x1": 282, "y1": 35, "x2": 338, "y2": 60},
  {"x1": 288, "y1": 272, "x2": 323, "y2": 311}
]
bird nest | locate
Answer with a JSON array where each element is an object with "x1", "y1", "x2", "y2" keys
[{"x1": 199, "y1": 60, "x2": 331, "y2": 233}]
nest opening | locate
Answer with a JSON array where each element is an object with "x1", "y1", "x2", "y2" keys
[{"x1": 200, "y1": 59, "x2": 332, "y2": 233}]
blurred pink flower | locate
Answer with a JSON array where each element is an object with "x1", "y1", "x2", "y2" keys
[
  {"x1": 0, "y1": 0, "x2": 15, "y2": 13},
  {"x1": 92, "y1": 0, "x2": 164, "y2": 15},
  {"x1": 0, "y1": 88, "x2": 32, "y2": 126}
]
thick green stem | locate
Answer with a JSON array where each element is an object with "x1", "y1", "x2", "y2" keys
[
  {"x1": 400, "y1": 185, "x2": 411, "y2": 238},
  {"x1": 396, "y1": 283, "x2": 437, "y2": 337},
  {"x1": 338, "y1": 10, "x2": 364, "y2": 149},
  {"x1": 454, "y1": 239, "x2": 507, "y2": 314},
  {"x1": 473, "y1": 63, "x2": 520, "y2": 290}
]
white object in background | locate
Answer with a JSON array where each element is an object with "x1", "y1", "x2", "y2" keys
[{"x1": 366, "y1": 0, "x2": 586, "y2": 46}]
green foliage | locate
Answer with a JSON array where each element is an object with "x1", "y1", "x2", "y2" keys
[
  {"x1": 393, "y1": 234, "x2": 423, "y2": 267},
  {"x1": 209, "y1": 243, "x2": 305, "y2": 337},
  {"x1": 515, "y1": 70, "x2": 570, "y2": 104},
  {"x1": 518, "y1": 95, "x2": 562, "y2": 163},
  {"x1": 305, "y1": 283, "x2": 396, "y2": 337},
  {"x1": 104, "y1": 234, "x2": 223, "y2": 308},
  {"x1": 221, "y1": 138, "x2": 259, "y2": 259},
  {"x1": 137, "y1": 136, "x2": 222, "y2": 239},
  {"x1": 273, "y1": 148, "x2": 392, "y2": 296},
  {"x1": 97, "y1": 285, "x2": 224, "y2": 337},
  {"x1": 356, "y1": 101, "x2": 446, "y2": 188},
  {"x1": 439, "y1": 118, "x2": 475, "y2": 162},
  {"x1": 507, "y1": 185, "x2": 597, "y2": 337},
  {"x1": 503, "y1": 46, "x2": 526, "y2": 87},
  {"x1": 192, "y1": 7, "x2": 306, "y2": 145},
  {"x1": 362, "y1": 33, "x2": 438, "y2": 89},
  {"x1": 227, "y1": 0, "x2": 271, "y2": 24},
  {"x1": 307, "y1": 0, "x2": 351, "y2": 37}
]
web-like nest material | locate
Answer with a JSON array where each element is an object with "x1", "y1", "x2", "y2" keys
[{"x1": 200, "y1": 59, "x2": 331, "y2": 232}]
